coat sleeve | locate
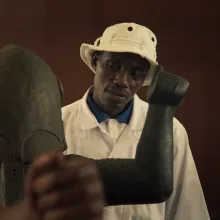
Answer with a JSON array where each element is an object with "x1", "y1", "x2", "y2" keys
[{"x1": 165, "y1": 120, "x2": 210, "y2": 220}]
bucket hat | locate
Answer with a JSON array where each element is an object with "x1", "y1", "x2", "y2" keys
[{"x1": 80, "y1": 23, "x2": 158, "y2": 86}]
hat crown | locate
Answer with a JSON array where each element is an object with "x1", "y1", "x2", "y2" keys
[{"x1": 95, "y1": 23, "x2": 157, "y2": 61}]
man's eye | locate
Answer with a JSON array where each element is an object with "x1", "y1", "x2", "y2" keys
[
  {"x1": 107, "y1": 61, "x2": 121, "y2": 72},
  {"x1": 130, "y1": 69, "x2": 144, "y2": 77}
]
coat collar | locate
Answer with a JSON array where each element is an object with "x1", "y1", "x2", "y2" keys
[
  {"x1": 79, "y1": 86, "x2": 148, "y2": 132},
  {"x1": 86, "y1": 89, "x2": 133, "y2": 124}
]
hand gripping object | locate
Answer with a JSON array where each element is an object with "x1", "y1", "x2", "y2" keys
[{"x1": 0, "y1": 45, "x2": 189, "y2": 206}]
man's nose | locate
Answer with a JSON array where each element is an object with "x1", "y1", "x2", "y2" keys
[{"x1": 113, "y1": 71, "x2": 129, "y2": 88}]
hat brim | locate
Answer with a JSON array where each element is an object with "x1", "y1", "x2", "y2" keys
[{"x1": 80, "y1": 43, "x2": 158, "y2": 86}]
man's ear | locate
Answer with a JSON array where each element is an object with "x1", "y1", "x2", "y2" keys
[{"x1": 91, "y1": 52, "x2": 98, "y2": 70}]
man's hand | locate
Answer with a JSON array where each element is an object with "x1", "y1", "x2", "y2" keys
[{"x1": 25, "y1": 152, "x2": 104, "y2": 220}]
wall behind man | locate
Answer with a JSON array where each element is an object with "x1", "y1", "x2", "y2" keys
[{"x1": 0, "y1": 0, "x2": 219, "y2": 218}]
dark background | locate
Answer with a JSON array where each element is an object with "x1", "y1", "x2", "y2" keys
[{"x1": 0, "y1": 0, "x2": 219, "y2": 219}]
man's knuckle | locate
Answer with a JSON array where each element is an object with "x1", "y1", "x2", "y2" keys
[
  {"x1": 52, "y1": 193, "x2": 61, "y2": 204},
  {"x1": 87, "y1": 200, "x2": 104, "y2": 216}
]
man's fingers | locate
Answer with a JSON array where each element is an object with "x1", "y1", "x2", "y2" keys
[
  {"x1": 36, "y1": 186, "x2": 83, "y2": 211},
  {"x1": 32, "y1": 167, "x2": 76, "y2": 194},
  {"x1": 32, "y1": 157, "x2": 104, "y2": 220},
  {"x1": 61, "y1": 157, "x2": 101, "y2": 184},
  {"x1": 31, "y1": 152, "x2": 64, "y2": 177},
  {"x1": 36, "y1": 177, "x2": 103, "y2": 211},
  {"x1": 27, "y1": 156, "x2": 104, "y2": 220},
  {"x1": 25, "y1": 151, "x2": 64, "y2": 198},
  {"x1": 32, "y1": 158, "x2": 101, "y2": 195}
]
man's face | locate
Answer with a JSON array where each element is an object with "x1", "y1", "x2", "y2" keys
[{"x1": 92, "y1": 51, "x2": 150, "y2": 116}]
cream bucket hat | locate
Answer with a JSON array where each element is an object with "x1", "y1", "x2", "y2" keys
[{"x1": 80, "y1": 23, "x2": 158, "y2": 86}]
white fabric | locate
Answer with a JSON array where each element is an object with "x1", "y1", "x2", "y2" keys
[
  {"x1": 62, "y1": 89, "x2": 210, "y2": 220},
  {"x1": 80, "y1": 23, "x2": 158, "y2": 86},
  {"x1": 99, "y1": 119, "x2": 127, "y2": 145}
]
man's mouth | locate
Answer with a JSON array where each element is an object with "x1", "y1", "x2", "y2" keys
[{"x1": 107, "y1": 89, "x2": 127, "y2": 98}]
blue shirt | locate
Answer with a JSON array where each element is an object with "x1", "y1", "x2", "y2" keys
[{"x1": 87, "y1": 92, "x2": 133, "y2": 124}]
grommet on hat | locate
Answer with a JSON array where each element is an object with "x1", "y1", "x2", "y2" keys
[
  {"x1": 80, "y1": 23, "x2": 158, "y2": 86},
  {"x1": 127, "y1": 26, "x2": 133, "y2": 31}
]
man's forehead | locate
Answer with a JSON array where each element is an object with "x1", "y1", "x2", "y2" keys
[{"x1": 100, "y1": 51, "x2": 149, "y2": 66}]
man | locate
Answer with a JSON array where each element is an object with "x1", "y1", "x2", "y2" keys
[{"x1": 62, "y1": 23, "x2": 210, "y2": 220}]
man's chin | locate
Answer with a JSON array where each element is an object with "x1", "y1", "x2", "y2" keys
[{"x1": 104, "y1": 99, "x2": 126, "y2": 113}]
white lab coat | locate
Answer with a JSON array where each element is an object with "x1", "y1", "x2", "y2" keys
[{"x1": 62, "y1": 88, "x2": 210, "y2": 220}]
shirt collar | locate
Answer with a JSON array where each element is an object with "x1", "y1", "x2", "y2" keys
[
  {"x1": 87, "y1": 90, "x2": 133, "y2": 124},
  {"x1": 79, "y1": 86, "x2": 148, "y2": 132}
]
